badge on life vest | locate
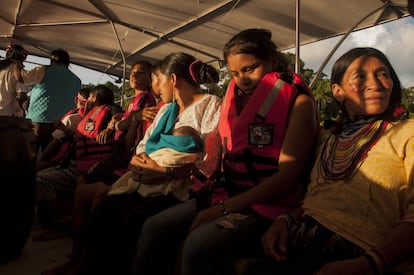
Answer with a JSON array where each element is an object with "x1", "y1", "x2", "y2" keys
[
  {"x1": 248, "y1": 123, "x2": 274, "y2": 146},
  {"x1": 84, "y1": 119, "x2": 96, "y2": 131}
]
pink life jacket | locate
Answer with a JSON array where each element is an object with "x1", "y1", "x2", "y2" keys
[
  {"x1": 75, "y1": 105, "x2": 114, "y2": 174},
  {"x1": 113, "y1": 100, "x2": 165, "y2": 177},
  {"x1": 216, "y1": 72, "x2": 307, "y2": 220},
  {"x1": 114, "y1": 90, "x2": 155, "y2": 141}
]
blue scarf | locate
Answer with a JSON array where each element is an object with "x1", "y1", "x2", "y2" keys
[
  {"x1": 145, "y1": 102, "x2": 203, "y2": 155},
  {"x1": 154, "y1": 133, "x2": 203, "y2": 153},
  {"x1": 145, "y1": 102, "x2": 178, "y2": 155}
]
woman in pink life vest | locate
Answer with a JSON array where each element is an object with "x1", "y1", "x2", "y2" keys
[{"x1": 132, "y1": 28, "x2": 319, "y2": 275}]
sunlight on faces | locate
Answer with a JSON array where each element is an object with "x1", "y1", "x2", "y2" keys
[
  {"x1": 335, "y1": 56, "x2": 393, "y2": 117},
  {"x1": 226, "y1": 53, "x2": 273, "y2": 94},
  {"x1": 157, "y1": 73, "x2": 174, "y2": 103},
  {"x1": 129, "y1": 64, "x2": 151, "y2": 90},
  {"x1": 151, "y1": 69, "x2": 161, "y2": 98}
]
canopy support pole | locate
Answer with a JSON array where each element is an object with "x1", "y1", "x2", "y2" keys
[
  {"x1": 89, "y1": 0, "x2": 127, "y2": 106},
  {"x1": 295, "y1": 0, "x2": 301, "y2": 75},
  {"x1": 109, "y1": 21, "x2": 127, "y2": 106},
  {"x1": 309, "y1": 3, "x2": 388, "y2": 90}
]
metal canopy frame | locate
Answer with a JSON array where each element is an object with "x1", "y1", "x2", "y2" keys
[{"x1": 1, "y1": 0, "x2": 409, "y2": 96}]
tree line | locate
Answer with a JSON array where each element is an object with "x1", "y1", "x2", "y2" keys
[{"x1": 88, "y1": 53, "x2": 414, "y2": 123}]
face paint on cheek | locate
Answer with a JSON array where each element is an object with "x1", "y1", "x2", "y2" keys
[{"x1": 349, "y1": 82, "x2": 363, "y2": 94}]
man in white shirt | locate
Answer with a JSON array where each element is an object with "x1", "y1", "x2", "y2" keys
[{"x1": 0, "y1": 44, "x2": 28, "y2": 116}]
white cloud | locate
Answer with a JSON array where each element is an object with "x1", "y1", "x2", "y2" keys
[{"x1": 289, "y1": 16, "x2": 414, "y2": 88}]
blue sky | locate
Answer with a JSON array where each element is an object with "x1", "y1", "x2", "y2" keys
[{"x1": 2, "y1": 16, "x2": 414, "y2": 88}]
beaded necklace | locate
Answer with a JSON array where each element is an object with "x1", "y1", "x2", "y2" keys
[{"x1": 318, "y1": 118, "x2": 388, "y2": 182}]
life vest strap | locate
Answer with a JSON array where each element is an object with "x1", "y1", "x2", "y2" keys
[
  {"x1": 223, "y1": 150, "x2": 278, "y2": 184},
  {"x1": 223, "y1": 152, "x2": 278, "y2": 166}
]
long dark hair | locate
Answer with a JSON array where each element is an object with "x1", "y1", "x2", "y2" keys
[
  {"x1": 0, "y1": 44, "x2": 28, "y2": 69},
  {"x1": 158, "y1": 52, "x2": 219, "y2": 87},
  {"x1": 91, "y1": 85, "x2": 114, "y2": 106},
  {"x1": 331, "y1": 47, "x2": 402, "y2": 121}
]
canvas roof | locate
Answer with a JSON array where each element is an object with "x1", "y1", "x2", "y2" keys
[{"x1": 0, "y1": 0, "x2": 410, "y2": 82}]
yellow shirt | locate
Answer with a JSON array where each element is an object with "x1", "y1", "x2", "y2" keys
[{"x1": 303, "y1": 119, "x2": 414, "y2": 267}]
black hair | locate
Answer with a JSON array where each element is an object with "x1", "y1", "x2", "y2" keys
[
  {"x1": 151, "y1": 60, "x2": 161, "y2": 73},
  {"x1": 6, "y1": 44, "x2": 28, "y2": 61},
  {"x1": 223, "y1": 28, "x2": 289, "y2": 74},
  {"x1": 91, "y1": 85, "x2": 114, "y2": 106},
  {"x1": 158, "y1": 52, "x2": 219, "y2": 87},
  {"x1": 331, "y1": 47, "x2": 402, "y2": 120},
  {"x1": 132, "y1": 60, "x2": 153, "y2": 73},
  {"x1": 78, "y1": 87, "x2": 91, "y2": 100},
  {"x1": 50, "y1": 48, "x2": 70, "y2": 66},
  {"x1": 0, "y1": 44, "x2": 28, "y2": 69}
]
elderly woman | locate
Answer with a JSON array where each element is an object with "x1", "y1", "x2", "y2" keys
[{"x1": 253, "y1": 47, "x2": 414, "y2": 274}]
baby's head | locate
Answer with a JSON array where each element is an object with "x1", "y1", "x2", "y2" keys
[
  {"x1": 175, "y1": 126, "x2": 202, "y2": 145},
  {"x1": 173, "y1": 126, "x2": 199, "y2": 138}
]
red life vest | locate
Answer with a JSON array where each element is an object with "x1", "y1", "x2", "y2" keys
[
  {"x1": 217, "y1": 72, "x2": 306, "y2": 220},
  {"x1": 114, "y1": 90, "x2": 156, "y2": 142},
  {"x1": 75, "y1": 105, "x2": 114, "y2": 174},
  {"x1": 41, "y1": 108, "x2": 79, "y2": 164},
  {"x1": 113, "y1": 100, "x2": 165, "y2": 177},
  {"x1": 219, "y1": 72, "x2": 296, "y2": 177},
  {"x1": 62, "y1": 108, "x2": 79, "y2": 119}
]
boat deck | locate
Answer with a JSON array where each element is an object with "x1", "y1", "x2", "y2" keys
[{"x1": 0, "y1": 225, "x2": 71, "y2": 275}]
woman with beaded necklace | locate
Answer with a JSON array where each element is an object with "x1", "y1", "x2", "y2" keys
[{"x1": 252, "y1": 47, "x2": 414, "y2": 274}]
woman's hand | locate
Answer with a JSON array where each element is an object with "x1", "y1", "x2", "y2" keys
[
  {"x1": 53, "y1": 120, "x2": 67, "y2": 131},
  {"x1": 96, "y1": 128, "x2": 114, "y2": 144},
  {"x1": 139, "y1": 106, "x2": 160, "y2": 122},
  {"x1": 129, "y1": 153, "x2": 166, "y2": 184},
  {"x1": 112, "y1": 113, "x2": 123, "y2": 121},
  {"x1": 315, "y1": 256, "x2": 375, "y2": 275},
  {"x1": 53, "y1": 120, "x2": 74, "y2": 136},
  {"x1": 189, "y1": 205, "x2": 223, "y2": 232},
  {"x1": 261, "y1": 218, "x2": 290, "y2": 262}
]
